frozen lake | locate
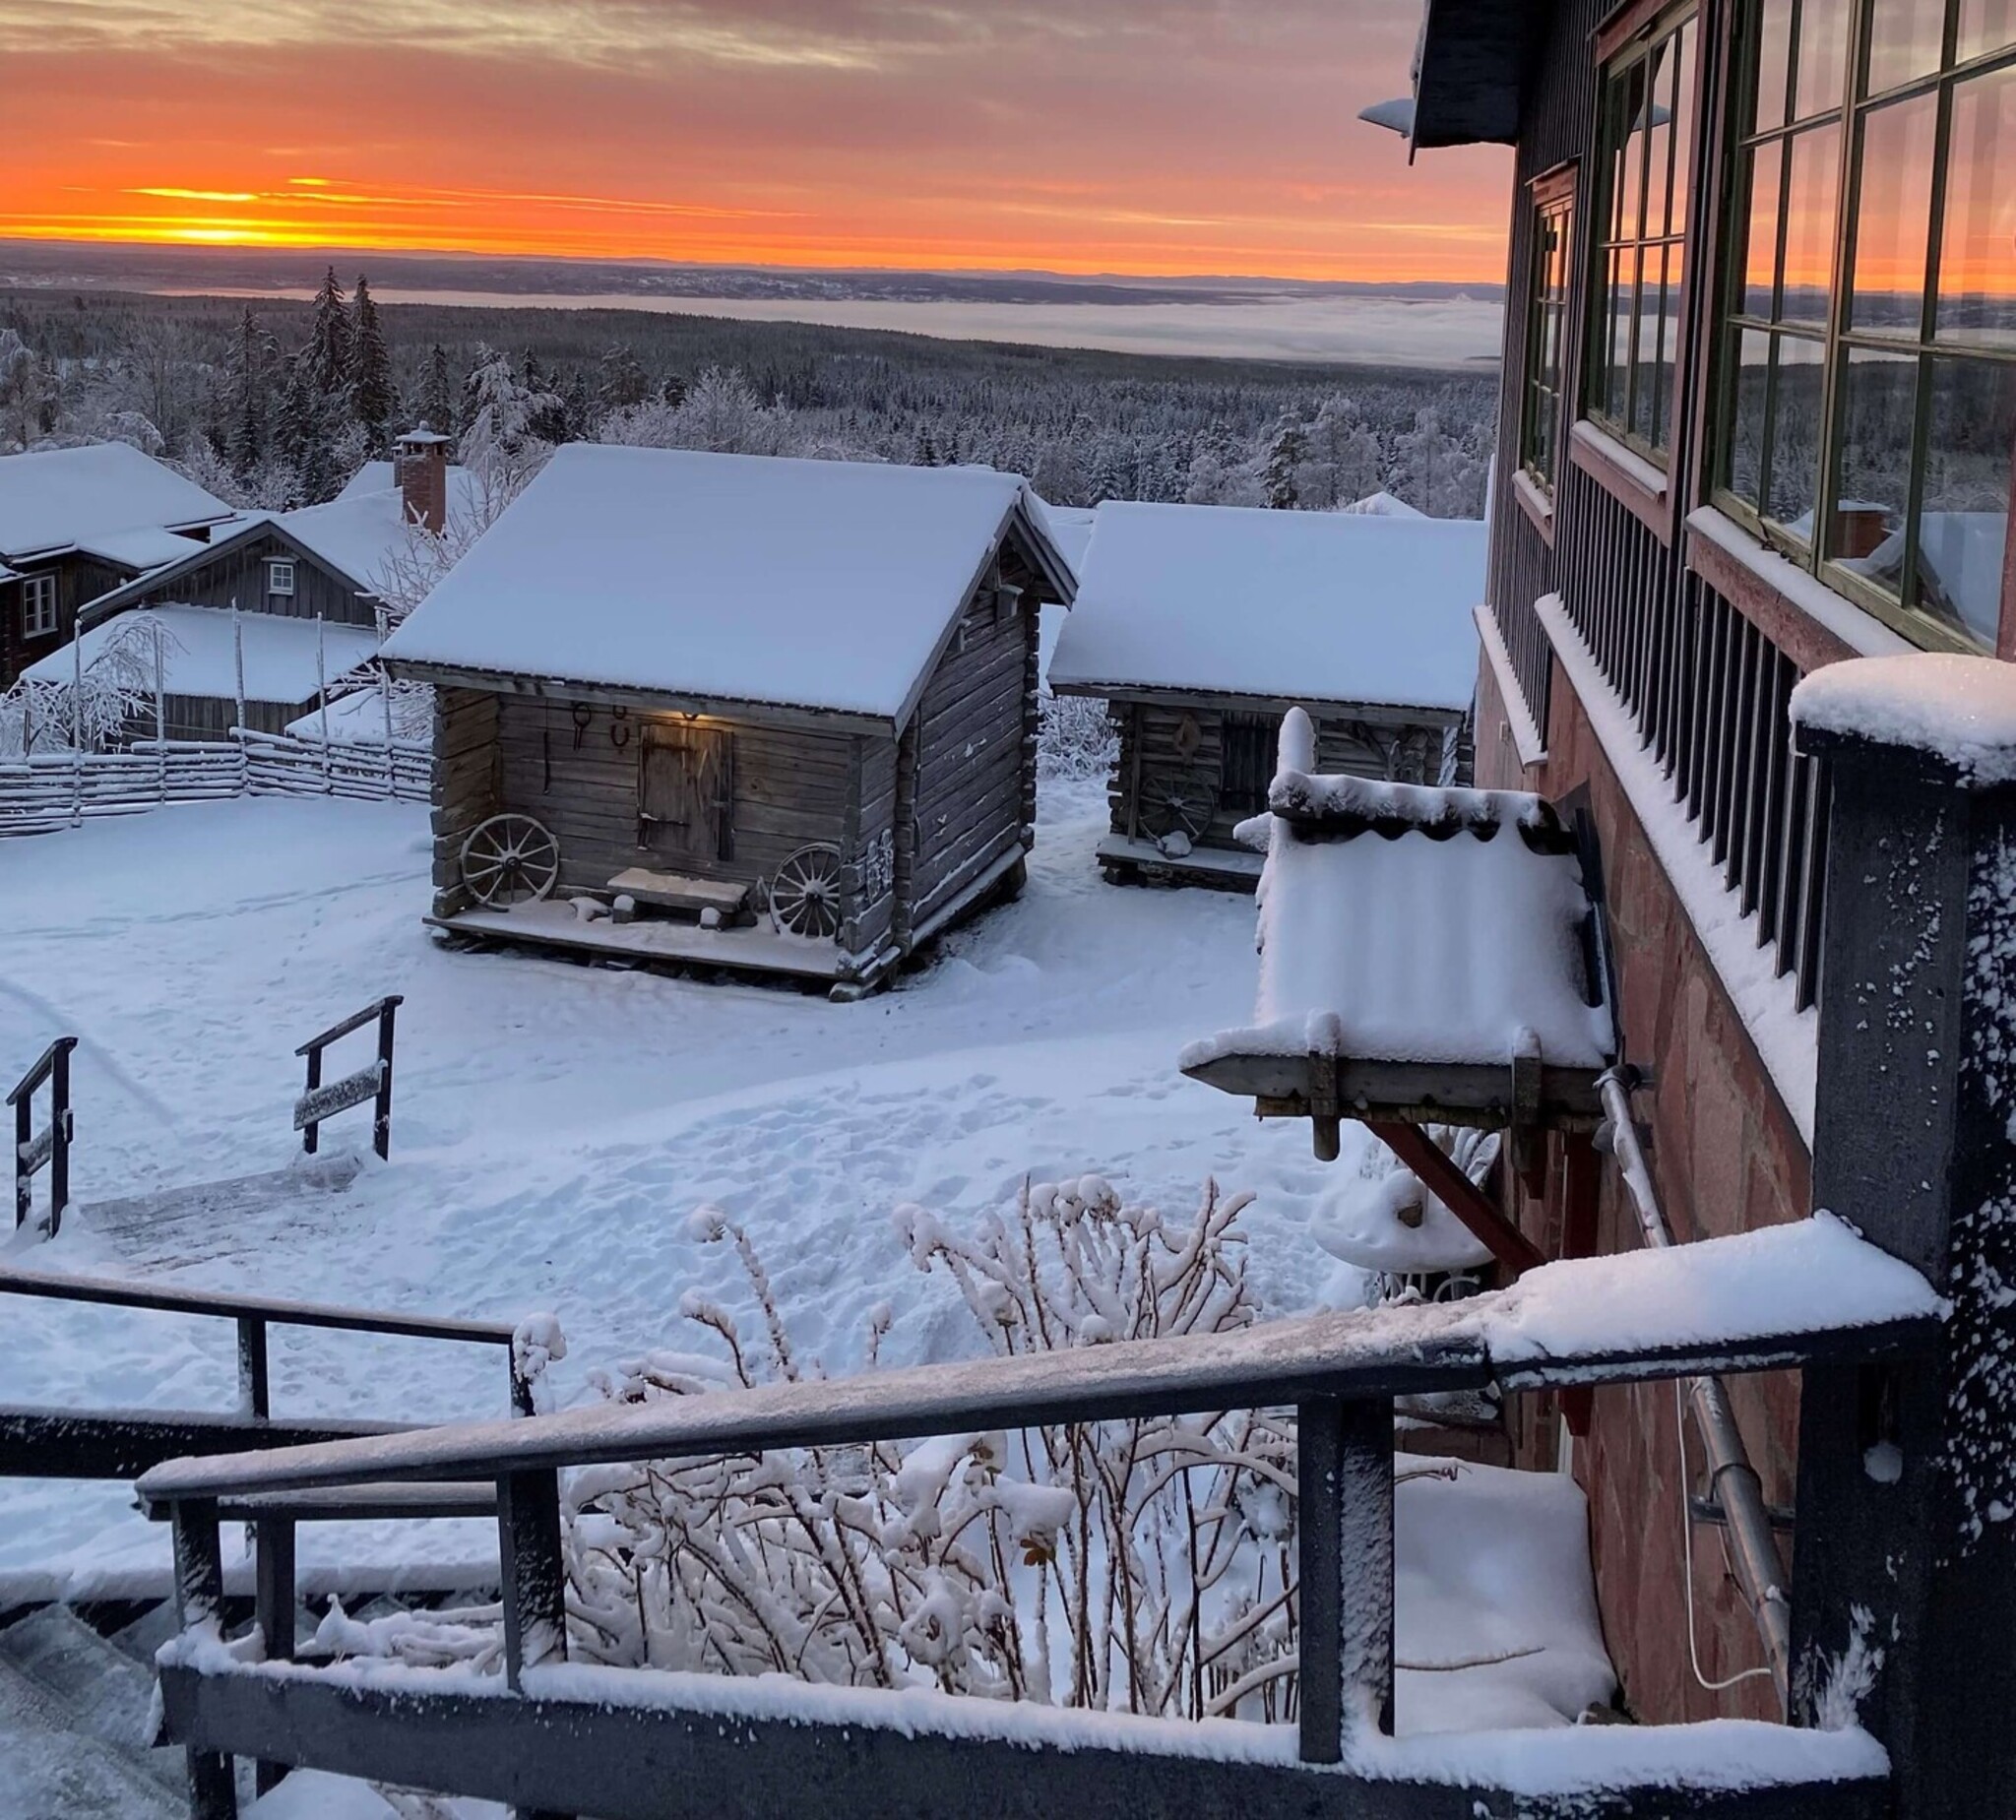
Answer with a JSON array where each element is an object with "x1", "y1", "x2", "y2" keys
[{"x1": 159, "y1": 285, "x2": 1506, "y2": 369}]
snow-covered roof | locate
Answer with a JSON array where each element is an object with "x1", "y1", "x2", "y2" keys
[
  {"x1": 1183, "y1": 711, "x2": 1610, "y2": 1075},
  {"x1": 336, "y1": 459, "x2": 484, "y2": 521},
  {"x1": 284, "y1": 684, "x2": 426, "y2": 746},
  {"x1": 381, "y1": 445, "x2": 1071, "y2": 724},
  {"x1": 73, "y1": 524, "x2": 232, "y2": 572},
  {"x1": 278, "y1": 473, "x2": 470, "y2": 593},
  {"x1": 22, "y1": 603, "x2": 378, "y2": 707},
  {"x1": 0, "y1": 444, "x2": 234, "y2": 564},
  {"x1": 1339, "y1": 490, "x2": 1426, "y2": 519},
  {"x1": 1034, "y1": 501, "x2": 1097, "y2": 574},
  {"x1": 1048, "y1": 500, "x2": 1482, "y2": 711}
]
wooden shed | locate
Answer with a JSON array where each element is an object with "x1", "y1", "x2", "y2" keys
[
  {"x1": 380, "y1": 444, "x2": 1075, "y2": 997},
  {"x1": 1047, "y1": 501, "x2": 1484, "y2": 889}
]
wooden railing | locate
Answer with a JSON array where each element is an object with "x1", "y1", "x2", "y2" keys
[
  {"x1": 136, "y1": 1224, "x2": 1936, "y2": 1820},
  {"x1": 0, "y1": 1265, "x2": 534, "y2": 1483},
  {"x1": 294, "y1": 997, "x2": 403, "y2": 1161},
  {"x1": 8, "y1": 1036, "x2": 76, "y2": 1236}
]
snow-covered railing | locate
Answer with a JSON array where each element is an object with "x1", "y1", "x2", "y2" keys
[
  {"x1": 7, "y1": 1035, "x2": 76, "y2": 1237},
  {"x1": 294, "y1": 996, "x2": 403, "y2": 1161},
  {"x1": 138, "y1": 1218, "x2": 1937, "y2": 1820}
]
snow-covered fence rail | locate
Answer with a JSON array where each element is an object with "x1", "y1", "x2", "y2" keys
[
  {"x1": 0, "y1": 742, "x2": 244, "y2": 835},
  {"x1": 8, "y1": 1036, "x2": 76, "y2": 1237},
  {"x1": 238, "y1": 727, "x2": 430, "y2": 804},
  {"x1": 294, "y1": 996, "x2": 404, "y2": 1161},
  {"x1": 0, "y1": 729, "x2": 428, "y2": 838},
  {"x1": 138, "y1": 1221, "x2": 1938, "y2": 1820}
]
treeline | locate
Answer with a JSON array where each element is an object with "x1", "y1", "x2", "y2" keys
[{"x1": 0, "y1": 276, "x2": 1498, "y2": 517}]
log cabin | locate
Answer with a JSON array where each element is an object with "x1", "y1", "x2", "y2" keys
[
  {"x1": 29, "y1": 431, "x2": 476, "y2": 741},
  {"x1": 380, "y1": 444, "x2": 1075, "y2": 997},
  {"x1": 0, "y1": 443, "x2": 236, "y2": 689},
  {"x1": 1047, "y1": 500, "x2": 1482, "y2": 888}
]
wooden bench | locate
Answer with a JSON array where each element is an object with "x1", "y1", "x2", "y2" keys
[{"x1": 605, "y1": 868, "x2": 751, "y2": 920}]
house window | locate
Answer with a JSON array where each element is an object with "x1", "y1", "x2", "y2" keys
[
  {"x1": 1520, "y1": 173, "x2": 1577, "y2": 495},
  {"x1": 267, "y1": 559, "x2": 296, "y2": 596},
  {"x1": 1717, "y1": 0, "x2": 2016, "y2": 652},
  {"x1": 21, "y1": 574, "x2": 57, "y2": 639},
  {"x1": 1220, "y1": 712, "x2": 1282, "y2": 816},
  {"x1": 1589, "y1": 6, "x2": 1698, "y2": 465}
]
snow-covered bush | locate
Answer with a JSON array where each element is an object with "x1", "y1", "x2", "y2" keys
[
  {"x1": 1037, "y1": 691, "x2": 1117, "y2": 784},
  {"x1": 0, "y1": 614, "x2": 164, "y2": 754},
  {"x1": 563, "y1": 1179, "x2": 1310, "y2": 1720}
]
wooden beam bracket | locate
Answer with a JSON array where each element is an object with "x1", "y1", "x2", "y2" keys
[{"x1": 1363, "y1": 1119, "x2": 1545, "y2": 1279}]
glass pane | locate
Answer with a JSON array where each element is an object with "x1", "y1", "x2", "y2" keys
[
  {"x1": 1780, "y1": 121, "x2": 1841, "y2": 323},
  {"x1": 1866, "y1": 0, "x2": 1948, "y2": 94},
  {"x1": 1938, "y1": 64, "x2": 2016, "y2": 348},
  {"x1": 1726, "y1": 327, "x2": 1774, "y2": 508},
  {"x1": 1667, "y1": 18, "x2": 1696, "y2": 233},
  {"x1": 1653, "y1": 244, "x2": 1684, "y2": 448},
  {"x1": 1766, "y1": 336, "x2": 1827, "y2": 529},
  {"x1": 1646, "y1": 43, "x2": 1676, "y2": 238},
  {"x1": 1851, "y1": 93, "x2": 1938, "y2": 335},
  {"x1": 1793, "y1": 0, "x2": 1853, "y2": 118},
  {"x1": 1739, "y1": 140, "x2": 1784, "y2": 317},
  {"x1": 1753, "y1": 0, "x2": 1795, "y2": 132},
  {"x1": 1830, "y1": 346, "x2": 1918, "y2": 588},
  {"x1": 1959, "y1": 0, "x2": 2016, "y2": 63},
  {"x1": 1916, "y1": 355, "x2": 2015, "y2": 645},
  {"x1": 1614, "y1": 64, "x2": 1649, "y2": 242},
  {"x1": 1633, "y1": 247, "x2": 1668, "y2": 446},
  {"x1": 1603, "y1": 247, "x2": 1636, "y2": 421}
]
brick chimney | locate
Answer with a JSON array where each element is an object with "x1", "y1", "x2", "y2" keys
[{"x1": 395, "y1": 425, "x2": 451, "y2": 534}]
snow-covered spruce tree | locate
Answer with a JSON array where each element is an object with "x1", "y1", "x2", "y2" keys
[
  {"x1": 416, "y1": 344, "x2": 458, "y2": 439},
  {"x1": 0, "y1": 328, "x2": 54, "y2": 452},
  {"x1": 1263, "y1": 415, "x2": 1308, "y2": 510},
  {"x1": 349, "y1": 276, "x2": 395, "y2": 457},
  {"x1": 561, "y1": 1180, "x2": 1313, "y2": 1723},
  {"x1": 597, "y1": 344, "x2": 650, "y2": 414},
  {"x1": 596, "y1": 365, "x2": 801, "y2": 459}
]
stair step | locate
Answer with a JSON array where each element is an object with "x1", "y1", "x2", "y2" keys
[
  {"x1": 0, "y1": 1655, "x2": 181, "y2": 1820},
  {"x1": 0, "y1": 1603, "x2": 163, "y2": 1754}
]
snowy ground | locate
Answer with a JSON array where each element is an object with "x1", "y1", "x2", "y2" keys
[{"x1": 0, "y1": 780, "x2": 1369, "y2": 1593}]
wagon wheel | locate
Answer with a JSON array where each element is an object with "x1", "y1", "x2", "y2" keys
[
  {"x1": 460, "y1": 813, "x2": 561, "y2": 908},
  {"x1": 769, "y1": 842, "x2": 846, "y2": 939},
  {"x1": 1138, "y1": 772, "x2": 1217, "y2": 845}
]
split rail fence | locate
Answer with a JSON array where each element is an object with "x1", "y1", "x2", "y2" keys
[{"x1": 0, "y1": 730, "x2": 429, "y2": 838}]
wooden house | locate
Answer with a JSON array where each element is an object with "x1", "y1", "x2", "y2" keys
[
  {"x1": 1331, "y1": 0, "x2": 2016, "y2": 1760},
  {"x1": 380, "y1": 444, "x2": 1075, "y2": 996},
  {"x1": 1047, "y1": 501, "x2": 1482, "y2": 887},
  {"x1": 0, "y1": 443, "x2": 236, "y2": 688},
  {"x1": 32, "y1": 432, "x2": 476, "y2": 741}
]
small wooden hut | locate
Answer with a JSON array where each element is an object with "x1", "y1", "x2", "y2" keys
[
  {"x1": 1047, "y1": 501, "x2": 1483, "y2": 888},
  {"x1": 380, "y1": 444, "x2": 1075, "y2": 997}
]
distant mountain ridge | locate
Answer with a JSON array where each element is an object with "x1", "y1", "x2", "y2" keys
[{"x1": 0, "y1": 239, "x2": 1504, "y2": 309}]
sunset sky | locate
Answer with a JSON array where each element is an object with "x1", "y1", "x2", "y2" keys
[{"x1": 0, "y1": 1, "x2": 1511, "y2": 282}]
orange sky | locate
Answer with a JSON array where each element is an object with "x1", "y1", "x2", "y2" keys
[{"x1": 0, "y1": 1, "x2": 1512, "y2": 282}]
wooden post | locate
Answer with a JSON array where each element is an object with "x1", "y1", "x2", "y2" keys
[
  {"x1": 13, "y1": 1086, "x2": 29, "y2": 1231},
  {"x1": 48, "y1": 1037, "x2": 70, "y2": 1234},
  {"x1": 237, "y1": 1316, "x2": 270, "y2": 1419},
  {"x1": 373, "y1": 998, "x2": 398, "y2": 1162},
  {"x1": 1296, "y1": 1396, "x2": 1344, "y2": 1765},
  {"x1": 300, "y1": 1044, "x2": 322, "y2": 1157},
  {"x1": 1791, "y1": 690, "x2": 2016, "y2": 1817},
  {"x1": 253, "y1": 1514, "x2": 296, "y2": 1796},
  {"x1": 1297, "y1": 1397, "x2": 1395, "y2": 1762},
  {"x1": 170, "y1": 1497, "x2": 236, "y2": 1820},
  {"x1": 500, "y1": 1468, "x2": 567, "y2": 1689}
]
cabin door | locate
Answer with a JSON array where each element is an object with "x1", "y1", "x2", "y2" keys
[{"x1": 639, "y1": 723, "x2": 734, "y2": 861}]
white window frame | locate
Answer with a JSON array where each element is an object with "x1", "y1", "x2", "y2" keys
[
  {"x1": 21, "y1": 574, "x2": 57, "y2": 639},
  {"x1": 267, "y1": 558, "x2": 297, "y2": 597}
]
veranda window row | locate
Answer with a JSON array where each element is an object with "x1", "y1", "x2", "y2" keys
[{"x1": 1717, "y1": 0, "x2": 2016, "y2": 653}]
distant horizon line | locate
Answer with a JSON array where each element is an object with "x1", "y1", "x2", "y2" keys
[{"x1": 0, "y1": 234, "x2": 1506, "y2": 296}]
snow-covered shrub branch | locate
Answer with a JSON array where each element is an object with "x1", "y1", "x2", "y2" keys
[
  {"x1": 1037, "y1": 692, "x2": 1118, "y2": 784},
  {"x1": 560, "y1": 1178, "x2": 1321, "y2": 1723},
  {"x1": 0, "y1": 614, "x2": 169, "y2": 754}
]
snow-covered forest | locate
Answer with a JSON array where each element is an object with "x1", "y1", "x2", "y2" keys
[{"x1": 0, "y1": 274, "x2": 1497, "y2": 518}]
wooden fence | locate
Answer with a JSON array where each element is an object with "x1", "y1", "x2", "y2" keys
[{"x1": 0, "y1": 730, "x2": 429, "y2": 837}]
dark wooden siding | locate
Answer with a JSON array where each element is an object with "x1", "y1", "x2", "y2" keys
[
  {"x1": 127, "y1": 533, "x2": 377, "y2": 628},
  {"x1": 1108, "y1": 699, "x2": 1463, "y2": 850},
  {"x1": 491, "y1": 697, "x2": 855, "y2": 904},
  {"x1": 1484, "y1": 0, "x2": 1607, "y2": 737},
  {"x1": 430, "y1": 688, "x2": 501, "y2": 917},
  {"x1": 2, "y1": 554, "x2": 135, "y2": 688},
  {"x1": 905, "y1": 577, "x2": 1037, "y2": 930}
]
